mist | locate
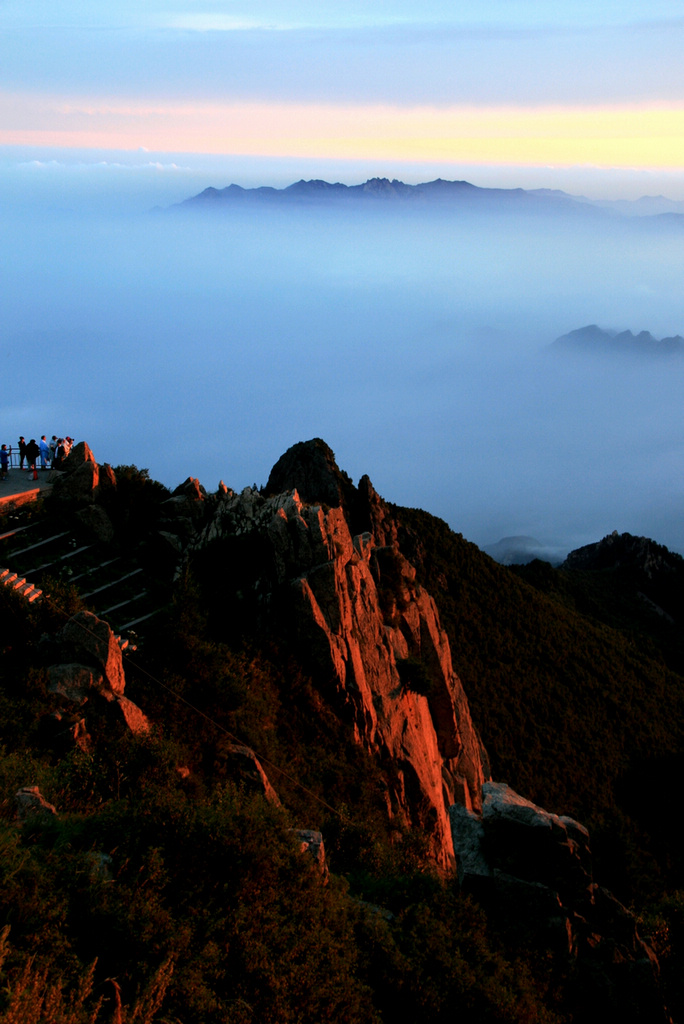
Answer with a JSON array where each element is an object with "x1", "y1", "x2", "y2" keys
[{"x1": 2, "y1": 176, "x2": 683, "y2": 557}]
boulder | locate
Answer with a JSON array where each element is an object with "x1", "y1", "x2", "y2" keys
[
  {"x1": 52, "y1": 459, "x2": 99, "y2": 504},
  {"x1": 98, "y1": 462, "x2": 117, "y2": 492},
  {"x1": 224, "y1": 743, "x2": 280, "y2": 805},
  {"x1": 109, "y1": 694, "x2": 150, "y2": 736},
  {"x1": 58, "y1": 611, "x2": 126, "y2": 695},
  {"x1": 75, "y1": 504, "x2": 115, "y2": 543},
  {"x1": 48, "y1": 663, "x2": 106, "y2": 702},
  {"x1": 449, "y1": 802, "x2": 489, "y2": 882},
  {"x1": 291, "y1": 829, "x2": 329, "y2": 883},
  {"x1": 481, "y1": 782, "x2": 593, "y2": 903},
  {"x1": 51, "y1": 444, "x2": 116, "y2": 506},
  {"x1": 61, "y1": 441, "x2": 95, "y2": 472},
  {"x1": 449, "y1": 781, "x2": 664, "y2": 1019},
  {"x1": 50, "y1": 442, "x2": 101, "y2": 505},
  {"x1": 157, "y1": 530, "x2": 183, "y2": 554},
  {"x1": 15, "y1": 786, "x2": 57, "y2": 822},
  {"x1": 47, "y1": 655, "x2": 149, "y2": 738},
  {"x1": 486, "y1": 872, "x2": 576, "y2": 955},
  {"x1": 159, "y1": 485, "x2": 209, "y2": 547}
]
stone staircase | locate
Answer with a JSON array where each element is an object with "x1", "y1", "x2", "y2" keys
[
  {"x1": 0, "y1": 509, "x2": 168, "y2": 642},
  {"x1": 0, "y1": 567, "x2": 43, "y2": 603}
]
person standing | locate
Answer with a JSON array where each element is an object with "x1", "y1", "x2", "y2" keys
[
  {"x1": 18, "y1": 436, "x2": 26, "y2": 469},
  {"x1": 39, "y1": 436, "x2": 50, "y2": 469},
  {"x1": 25, "y1": 439, "x2": 40, "y2": 481},
  {"x1": 0, "y1": 445, "x2": 9, "y2": 481},
  {"x1": 53, "y1": 438, "x2": 66, "y2": 470}
]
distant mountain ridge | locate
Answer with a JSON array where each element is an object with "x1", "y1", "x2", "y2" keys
[
  {"x1": 553, "y1": 324, "x2": 684, "y2": 355},
  {"x1": 482, "y1": 535, "x2": 566, "y2": 566},
  {"x1": 180, "y1": 176, "x2": 572, "y2": 210},
  {"x1": 174, "y1": 177, "x2": 684, "y2": 221}
]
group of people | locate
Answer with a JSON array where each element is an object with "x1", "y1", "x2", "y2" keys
[{"x1": 0, "y1": 435, "x2": 75, "y2": 481}]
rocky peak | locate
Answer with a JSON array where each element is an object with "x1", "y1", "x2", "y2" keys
[
  {"x1": 265, "y1": 439, "x2": 357, "y2": 513},
  {"x1": 191, "y1": 458, "x2": 489, "y2": 869}
]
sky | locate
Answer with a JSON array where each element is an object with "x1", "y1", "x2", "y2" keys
[{"x1": 2, "y1": 0, "x2": 684, "y2": 198}]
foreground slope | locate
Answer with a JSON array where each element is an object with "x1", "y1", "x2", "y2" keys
[{"x1": 0, "y1": 439, "x2": 680, "y2": 1021}]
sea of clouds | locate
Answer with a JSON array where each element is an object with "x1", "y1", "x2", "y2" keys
[{"x1": 2, "y1": 159, "x2": 683, "y2": 556}]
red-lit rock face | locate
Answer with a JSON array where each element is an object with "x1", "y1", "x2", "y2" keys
[{"x1": 192, "y1": 484, "x2": 489, "y2": 870}]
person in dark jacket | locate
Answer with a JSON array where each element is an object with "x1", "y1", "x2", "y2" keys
[
  {"x1": 52, "y1": 439, "x2": 67, "y2": 470},
  {"x1": 25, "y1": 439, "x2": 40, "y2": 481},
  {"x1": 18, "y1": 436, "x2": 26, "y2": 469}
]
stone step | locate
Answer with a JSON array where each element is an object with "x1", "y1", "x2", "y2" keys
[
  {"x1": 0, "y1": 521, "x2": 44, "y2": 543},
  {"x1": 70, "y1": 556, "x2": 122, "y2": 584},
  {"x1": 100, "y1": 591, "x2": 148, "y2": 617},
  {"x1": 0, "y1": 525, "x2": 34, "y2": 542},
  {"x1": 118, "y1": 609, "x2": 162, "y2": 632},
  {"x1": 0, "y1": 568, "x2": 42, "y2": 604},
  {"x1": 7, "y1": 530, "x2": 70, "y2": 559},
  {"x1": 33, "y1": 544, "x2": 93, "y2": 574},
  {"x1": 81, "y1": 567, "x2": 144, "y2": 599}
]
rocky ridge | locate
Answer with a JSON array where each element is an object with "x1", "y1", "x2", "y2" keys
[{"x1": 2, "y1": 437, "x2": 668, "y2": 1018}]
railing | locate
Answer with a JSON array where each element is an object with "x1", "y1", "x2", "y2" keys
[{"x1": 3, "y1": 446, "x2": 64, "y2": 469}]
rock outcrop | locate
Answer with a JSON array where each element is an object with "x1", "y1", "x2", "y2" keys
[
  {"x1": 189, "y1": 442, "x2": 488, "y2": 869},
  {"x1": 57, "y1": 611, "x2": 127, "y2": 695},
  {"x1": 451, "y1": 783, "x2": 665, "y2": 1019},
  {"x1": 51, "y1": 442, "x2": 117, "y2": 507},
  {"x1": 48, "y1": 610, "x2": 149, "y2": 737},
  {"x1": 15, "y1": 786, "x2": 57, "y2": 822},
  {"x1": 265, "y1": 437, "x2": 358, "y2": 517},
  {"x1": 222, "y1": 742, "x2": 281, "y2": 805},
  {"x1": 74, "y1": 504, "x2": 115, "y2": 543}
]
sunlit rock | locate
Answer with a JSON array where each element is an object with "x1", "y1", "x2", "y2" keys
[
  {"x1": 58, "y1": 610, "x2": 126, "y2": 695},
  {"x1": 189, "y1": 444, "x2": 489, "y2": 870},
  {"x1": 15, "y1": 785, "x2": 57, "y2": 822}
]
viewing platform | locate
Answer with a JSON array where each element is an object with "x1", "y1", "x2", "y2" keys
[{"x1": 0, "y1": 469, "x2": 54, "y2": 513}]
